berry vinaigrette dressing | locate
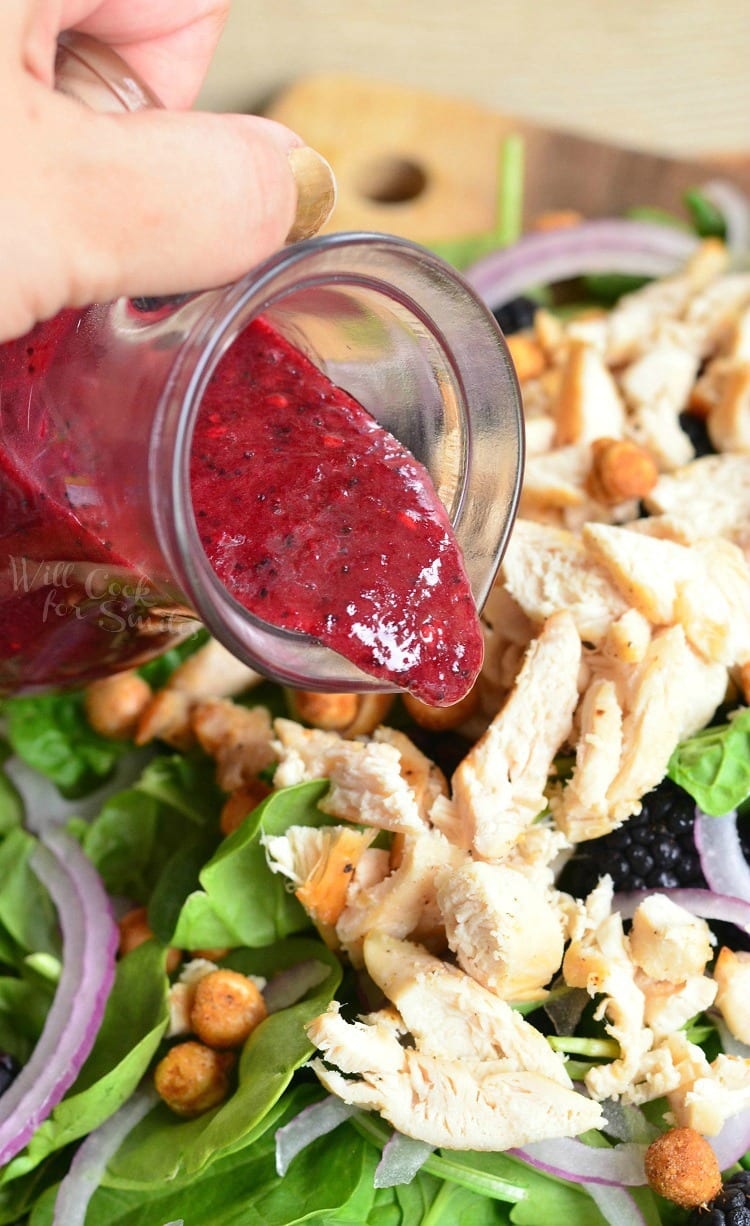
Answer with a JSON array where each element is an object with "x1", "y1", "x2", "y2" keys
[
  {"x1": 0, "y1": 311, "x2": 483, "y2": 703},
  {"x1": 190, "y1": 319, "x2": 483, "y2": 705}
]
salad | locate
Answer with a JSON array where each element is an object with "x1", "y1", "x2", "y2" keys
[{"x1": 1, "y1": 174, "x2": 750, "y2": 1226}]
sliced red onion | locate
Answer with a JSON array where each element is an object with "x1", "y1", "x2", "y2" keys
[
  {"x1": 464, "y1": 219, "x2": 699, "y2": 309},
  {"x1": 275, "y1": 1094, "x2": 358, "y2": 1176},
  {"x1": 587, "y1": 1184, "x2": 648, "y2": 1225},
  {"x1": 710, "y1": 1106, "x2": 750, "y2": 1171},
  {"x1": 700, "y1": 179, "x2": 750, "y2": 257},
  {"x1": 373, "y1": 1131, "x2": 434, "y2": 1188},
  {"x1": 511, "y1": 1136, "x2": 647, "y2": 1186},
  {"x1": 614, "y1": 887, "x2": 750, "y2": 934},
  {"x1": 712, "y1": 1011, "x2": 750, "y2": 1059},
  {"x1": 263, "y1": 960, "x2": 329, "y2": 1015},
  {"x1": 52, "y1": 1083, "x2": 158, "y2": 1226},
  {"x1": 694, "y1": 810, "x2": 750, "y2": 904},
  {"x1": 0, "y1": 828, "x2": 117, "y2": 1166}
]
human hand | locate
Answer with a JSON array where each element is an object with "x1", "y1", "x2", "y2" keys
[{"x1": 0, "y1": 0, "x2": 336, "y2": 341}]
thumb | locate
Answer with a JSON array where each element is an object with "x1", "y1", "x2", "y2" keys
[{"x1": 5, "y1": 93, "x2": 336, "y2": 336}]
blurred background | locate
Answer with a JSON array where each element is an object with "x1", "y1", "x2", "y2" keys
[{"x1": 198, "y1": 0, "x2": 749, "y2": 156}]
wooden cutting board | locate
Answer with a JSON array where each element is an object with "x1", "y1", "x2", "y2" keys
[{"x1": 267, "y1": 74, "x2": 750, "y2": 244}]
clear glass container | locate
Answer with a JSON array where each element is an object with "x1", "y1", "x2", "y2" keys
[{"x1": 0, "y1": 39, "x2": 523, "y2": 696}]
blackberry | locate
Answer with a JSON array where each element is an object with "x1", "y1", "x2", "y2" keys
[
  {"x1": 558, "y1": 778, "x2": 704, "y2": 898},
  {"x1": 0, "y1": 1052, "x2": 19, "y2": 1097},
  {"x1": 687, "y1": 1169, "x2": 750, "y2": 1224},
  {"x1": 679, "y1": 409, "x2": 716, "y2": 459},
  {"x1": 492, "y1": 296, "x2": 538, "y2": 336}
]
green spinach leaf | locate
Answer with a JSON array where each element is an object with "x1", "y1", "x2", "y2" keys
[
  {"x1": 668, "y1": 707, "x2": 750, "y2": 815},
  {"x1": 1, "y1": 941, "x2": 169, "y2": 1184},
  {"x1": 172, "y1": 780, "x2": 332, "y2": 950},
  {"x1": 32, "y1": 1094, "x2": 376, "y2": 1226},
  {"x1": 4, "y1": 690, "x2": 134, "y2": 798},
  {"x1": 104, "y1": 937, "x2": 340, "y2": 1189},
  {"x1": 0, "y1": 829, "x2": 59, "y2": 957}
]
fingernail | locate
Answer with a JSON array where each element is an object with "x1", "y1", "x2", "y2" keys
[{"x1": 286, "y1": 147, "x2": 337, "y2": 242}]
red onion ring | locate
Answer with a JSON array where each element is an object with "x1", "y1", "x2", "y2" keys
[
  {"x1": 700, "y1": 180, "x2": 750, "y2": 257},
  {"x1": 614, "y1": 887, "x2": 750, "y2": 933},
  {"x1": 464, "y1": 219, "x2": 699, "y2": 309},
  {"x1": 587, "y1": 1184, "x2": 648, "y2": 1225},
  {"x1": 0, "y1": 828, "x2": 117, "y2": 1166},
  {"x1": 52, "y1": 1083, "x2": 158, "y2": 1226},
  {"x1": 374, "y1": 1130, "x2": 434, "y2": 1188},
  {"x1": 275, "y1": 1094, "x2": 357, "y2": 1177},
  {"x1": 262, "y1": 960, "x2": 329, "y2": 1015},
  {"x1": 694, "y1": 810, "x2": 750, "y2": 904},
  {"x1": 710, "y1": 1105, "x2": 750, "y2": 1171},
  {"x1": 510, "y1": 1135, "x2": 646, "y2": 1186}
]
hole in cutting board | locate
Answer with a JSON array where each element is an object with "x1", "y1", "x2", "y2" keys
[{"x1": 356, "y1": 156, "x2": 428, "y2": 204}]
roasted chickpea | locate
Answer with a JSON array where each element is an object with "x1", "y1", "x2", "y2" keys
[
  {"x1": 84, "y1": 671, "x2": 152, "y2": 740},
  {"x1": 154, "y1": 1041, "x2": 235, "y2": 1117},
  {"x1": 644, "y1": 1127, "x2": 722, "y2": 1209},
  {"x1": 118, "y1": 907, "x2": 181, "y2": 973},
  {"x1": 190, "y1": 969, "x2": 267, "y2": 1049},
  {"x1": 402, "y1": 681, "x2": 480, "y2": 731},
  {"x1": 220, "y1": 781, "x2": 271, "y2": 836}
]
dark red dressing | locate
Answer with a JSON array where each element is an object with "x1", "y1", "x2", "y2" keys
[{"x1": 0, "y1": 312, "x2": 482, "y2": 702}]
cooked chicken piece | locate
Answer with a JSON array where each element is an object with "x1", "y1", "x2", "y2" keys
[
  {"x1": 552, "y1": 341, "x2": 626, "y2": 446},
  {"x1": 190, "y1": 698, "x2": 275, "y2": 793},
  {"x1": 524, "y1": 413, "x2": 557, "y2": 457},
  {"x1": 373, "y1": 728, "x2": 448, "y2": 822},
  {"x1": 135, "y1": 639, "x2": 262, "y2": 747},
  {"x1": 479, "y1": 585, "x2": 536, "y2": 712},
  {"x1": 644, "y1": 453, "x2": 750, "y2": 546},
  {"x1": 520, "y1": 444, "x2": 639, "y2": 530},
  {"x1": 626, "y1": 1032, "x2": 711, "y2": 1107},
  {"x1": 347, "y1": 847, "x2": 391, "y2": 892},
  {"x1": 714, "y1": 948, "x2": 750, "y2": 1045},
  {"x1": 726, "y1": 301, "x2": 750, "y2": 361},
  {"x1": 272, "y1": 720, "x2": 426, "y2": 834},
  {"x1": 534, "y1": 306, "x2": 568, "y2": 359},
  {"x1": 436, "y1": 861, "x2": 564, "y2": 1001},
  {"x1": 552, "y1": 678, "x2": 623, "y2": 841},
  {"x1": 566, "y1": 240, "x2": 727, "y2": 366},
  {"x1": 629, "y1": 895, "x2": 714, "y2": 983},
  {"x1": 584, "y1": 521, "x2": 750, "y2": 669},
  {"x1": 620, "y1": 332, "x2": 697, "y2": 470},
  {"x1": 262, "y1": 824, "x2": 376, "y2": 944},
  {"x1": 669, "y1": 1053, "x2": 750, "y2": 1137},
  {"x1": 335, "y1": 828, "x2": 465, "y2": 965},
  {"x1": 599, "y1": 608, "x2": 652, "y2": 666},
  {"x1": 604, "y1": 627, "x2": 727, "y2": 825},
  {"x1": 708, "y1": 364, "x2": 750, "y2": 453},
  {"x1": 639, "y1": 972, "x2": 717, "y2": 1041},
  {"x1": 521, "y1": 445, "x2": 591, "y2": 511},
  {"x1": 307, "y1": 1003, "x2": 604, "y2": 1150},
  {"x1": 502, "y1": 520, "x2": 628, "y2": 644},
  {"x1": 563, "y1": 878, "x2": 652, "y2": 1101},
  {"x1": 503, "y1": 822, "x2": 572, "y2": 892},
  {"x1": 451, "y1": 612, "x2": 581, "y2": 860},
  {"x1": 683, "y1": 273, "x2": 750, "y2": 358},
  {"x1": 362, "y1": 932, "x2": 570, "y2": 1083}
]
